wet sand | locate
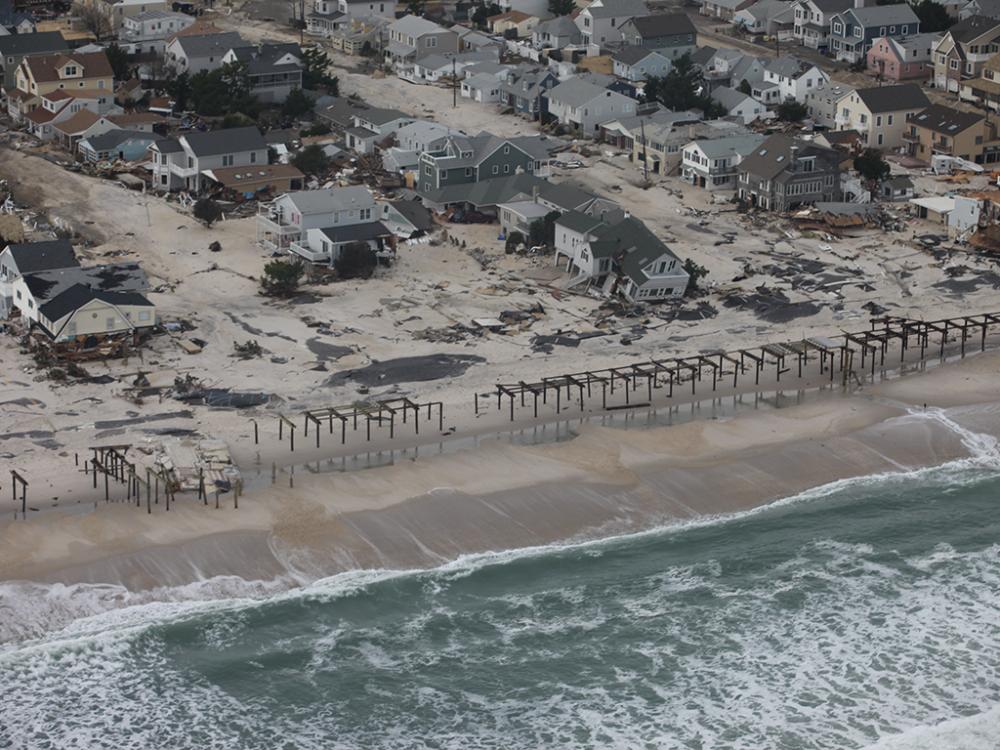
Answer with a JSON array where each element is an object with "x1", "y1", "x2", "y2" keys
[{"x1": 2, "y1": 350, "x2": 998, "y2": 591}]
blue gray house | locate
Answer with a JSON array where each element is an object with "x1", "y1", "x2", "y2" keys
[
  {"x1": 78, "y1": 130, "x2": 159, "y2": 163},
  {"x1": 827, "y1": 4, "x2": 920, "y2": 63},
  {"x1": 499, "y1": 68, "x2": 559, "y2": 119}
]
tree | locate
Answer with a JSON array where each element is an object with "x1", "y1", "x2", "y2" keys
[
  {"x1": 105, "y1": 43, "x2": 131, "y2": 82},
  {"x1": 683, "y1": 258, "x2": 708, "y2": 296},
  {"x1": 406, "y1": 0, "x2": 424, "y2": 14},
  {"x1": 260, "y1": 258, "x2": 305, "y2": 297},
  {"x1": 737, "y1": 78, "x2": 752, "y2": 95},
  {"x1": 282, "y1": 87, "x2": 314, "y2": 118},
  {"x1": 168, "y1": 72, "x2": 191, "y2": 113},
  {"x1": 220, "y1": 61, "x2": 251, "y2": 102},
  {"x1": 644, "y1": 54, "x2": 720, "y2": 117},
  {"x1": 292, "y1": 144, "x2": 331, "y2": 175},
  {"x1": 913, "y1": 0, "x2": 954, "y2": 33},
  {"x1": 548, "y1": 0, "x2": 576, "y2": 15},
  {"x1": 72, "y1": 1, "x2": 112, "y2": 41},
  {"x1": 193, "y1": 198, "x2": 223, "y2": 227},
  {"x1": 472, "y1": 1, "x2": 502, "y2": 27},
  {"x1": 776, "y1": 99, "x2": 808, "y2": 122},
  {"x1": 334, "y1": 242, "x2": 378, "y2": 279},
  {"x1": 302, "y1": 47, "x2": 339, "y2": 93},
  {"x1": 854, "y1": 148, "x2": 891, "y2": 192},
  {"x1": 189, "y1": 70, "x2": 229, "y2": 116},
  {"x1": 528, "y1": 218, "x2": 546, "y2": 246}
]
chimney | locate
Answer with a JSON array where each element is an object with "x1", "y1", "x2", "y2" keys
[
  {"x1": 532, "y1": 185, "x2": 539, "y2": 203},
  {"x1": 854, "y1": 0, "x2": 864, "y2": 8}
]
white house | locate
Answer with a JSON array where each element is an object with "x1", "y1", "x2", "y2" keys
[
  {"x1": 256, "y1": 185, "x2": 378, "y2": 254},
  {"x1": 165, "y1": 32, "x2": 244, "y2": 75},
  {"x1": 545, "y1": 76, "x2": 637, "y2": 135},
  {"x1": 711, "y1": 86, "x2": 766, "y2": 124},
  {"x1": 575, "y1": 0, "x2": 651, "y2": 48},
  {"x1": 681, "y1": 133, "x2": 767, "y2": 190},
  {"x1": 612, "y1": 47, "x2": 672, "y2": 81},
  {"x1": 150, "y1": 126, "x2": 268, "y2": 192},
  {"x1": 553, "y1": 210, "x2": 689, "y2": 301},
  {"x1": 0, "y1": 239, "x2": 79, "y2": 319},
  {"x1": 461, "y1": 72, "x2": 504, "y2": 102},
  {"x1": 761, "y1": 56, "x2": 830, "y2": 104},
  {"x1": 119, "y1": 10, "x2": 195, "y2": 56}
]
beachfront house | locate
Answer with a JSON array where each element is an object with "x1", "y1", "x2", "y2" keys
[
  {"x1": 737, "y1": 134, "x2": 842, "y2": 211},
  {"x1": 0, "y1": 239, "x2": 78, "y2": 320},
  {"x1": 760, "y1": 57, "x2": 829, "y2": 104},
  {"x1": 257, "y1": 185, "x2": 377, "y2": 253},
  {"x1": 499, "y1": 68, "x2": 559, "y2": 119},
  {"x1": 150, "y1": 126, "x2": 268, "y2": 192},
  {"x1": 119, "y1": 10, "x2": 196, "y2": 56},
  {"x1": 7, "y1": 50, "x2": 114, "y2": 123},
  {"x1": 416, "y1": 132, "x2": 553, "y2": 193},
  {"x1": 553, "y1": 211, "x2": 689, "y2": 301}
]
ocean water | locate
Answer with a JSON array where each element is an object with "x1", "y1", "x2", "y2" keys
[{"x1": 2, "y1": 427, "x2": 1000, "y2": 749}]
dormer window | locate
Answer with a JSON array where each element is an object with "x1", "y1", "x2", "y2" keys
[{"x1": 64, "y1": 65, "x2": 77, "y2": 76}]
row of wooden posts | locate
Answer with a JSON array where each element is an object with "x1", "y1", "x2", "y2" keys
[
  {"x1": 11, "y1": 313, "x2": 1000, "y2": 518},
  {"x1": 488, "y1": 313, "x2": 1000, "y2": 421},
  {"x1": 251, "y1": 397, "x2": 446, "y2": 451}
]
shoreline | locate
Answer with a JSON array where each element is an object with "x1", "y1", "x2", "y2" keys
[{"x1": 2, "y1": 350, "x2": 999, "y2": 601}]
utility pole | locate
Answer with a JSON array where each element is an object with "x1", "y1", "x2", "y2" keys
[
  {"x1": 640, "y1": 116, "x2": 648, "y2": 182},
  {"x1": 453, "y1": 56, "x2": 457, "y2": 108}
]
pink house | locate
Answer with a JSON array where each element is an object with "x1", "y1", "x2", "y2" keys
[{"x1": 866, "y1": 34, "x2": 939, "y2": 82}]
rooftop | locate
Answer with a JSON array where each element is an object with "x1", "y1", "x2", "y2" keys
[
  {"x1": 907, "y1": 104, "x2": 984, "y2": 134},
  {"x1": 854, "y1": 83, "x2": 929, "y2": 113},
  {"x1": 4, "y1": 239, "x2": 78, "y2": 275}
]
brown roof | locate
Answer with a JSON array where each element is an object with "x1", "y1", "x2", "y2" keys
[
  {"x1": 167, "y1": 18, "x2": 223, "y2": 41},
  {"x1": 43, "y1": 90, "x2": 74, "y2": 102},
  {"x1": 5, "y1": 88, "x2": 32, "y2": 101},
  {"x1": 488, "y1": 10, "x2": 531, "y2": 23},
  {"x1": 203, "y1": 163, "x2": 304, "y2": 190},
  {"x1": 25, "y1": 104, "x2": 64, "y2": 124},
  {"x1": 107, "y1": 112, "x2": 167, "y2": 125},
  {"x1": 53, "y1": 109, "x2": 102, "y2": 135},
  {"x1": 25, "y1": 51, "x2": 113, "y2": 84}
]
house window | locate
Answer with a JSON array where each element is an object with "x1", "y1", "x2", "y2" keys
[
  {"x1": 465, "y1": 167, "x2": 472, "y2": 176},
  {"x1": 833, "y1": 21, "x2": 843, "y2": 34},
  {"x1": 187, "y1": 156, "x2": 193, "y2": 167},
  {"x1": 877, "y1": 133, "x2": 884, "y2": 145},
  {"x1": 880, "y1": 26, "x2": 885, "y2": 35},
  {"x1": 887, "y1": 114, "x2": 893, "y2": 125},
  {"x1": 250, "y1": 152, "x2": 257, "y2": 163},
  {"x1": 876, "y1": 115, "x2": 882, "y2": 126},
  {"x1": 492, "y1": 165, "x2": 499, "y2": 174},
  {"x1": 901, "y1": 25, "x2": 907, "y2": 34}
]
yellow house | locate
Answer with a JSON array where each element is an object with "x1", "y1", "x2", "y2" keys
[{"x1": 9, "y1": 51, "x2": 114, "y2": 121}]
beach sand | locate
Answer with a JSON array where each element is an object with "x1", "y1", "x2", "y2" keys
[{"x1": 2, "y1": 350, "x2": 997, "y2": 594}]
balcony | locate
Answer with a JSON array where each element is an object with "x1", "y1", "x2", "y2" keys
[
  {"x1": 931, "y1": 140, "x2": 954, "y2": 155},
  {"x1": 289, "y1": 241, "x2": 331, "y2": 264},
  {"x1": 902, "y1": 131, "x2": 919, "y2": 143}
]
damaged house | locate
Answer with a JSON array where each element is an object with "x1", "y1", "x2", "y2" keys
[
  {"x1": 554, "y1": 211, "x2": 689, "y2": 302},
  {"x1": 738, "y1": 134, "x2": 842, "y2": 211},
  {"x1": 257, "y1": 185, "x2": 393, "y2": 265}
]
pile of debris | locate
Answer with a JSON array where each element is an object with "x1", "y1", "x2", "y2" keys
[{"x1": 155, "y1": 437, "x2": 241, "y2": 494}]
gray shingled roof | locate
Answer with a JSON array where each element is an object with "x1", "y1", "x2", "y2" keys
[
  {"x1": 284, "y1": 186, "x2": 374, "y2": 214},
  {"x1": 626, "y1": 12, "x2": 696, "y2": 38},
  {"x1": 585, "y1": 0, "x2": 650, "y2": 20},
  {"x1": 908, "y1": 104, "x2": 984, "y2": 135},
  {"x1": 38, "y1": 284, "x2": 151, "y2": 324},
  {"x1": 0, "y1": 31, "x2": 68, "y2": 56},
  {"x1": 172, "y1": 32, "x2": 244, "y2": 58},
  {"x1": 182, "y1": 126, "x2": 266, "y2": 157},
  {"x1": 318, "y1": 221, "x2": 391, "y2": 244},
  {"x1": 5, "y1": 239, "x2": 78, "y2": 275},
  {"x1": 546, "y1": 76, "x2": 620, "y2": 108},
  {"x1": 947, "y1": 14, "x2": 1000, "y2": 42},
  {"x1": 854, "y1": 83, "x2": 929, "y2": 113},
  {"x1": 739, "y1": 133, "x2": 839, "y2": 180},
  {"x1": 81, "y1": 129, "x2": 157, "y2": 151},
  {"x1": 846, "y1": 4, "x2": 919, "y2": 26},
  {"x1": 691, "y1": 133, "x2": 766, "y2": 159},
  {"x1": 613, "y1": 45, "x2": 658, "y2": 66}
]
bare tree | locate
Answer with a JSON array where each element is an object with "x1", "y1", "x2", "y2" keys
[{"x1": 73, "y1": 1, "x2": 113, "y2": 42}]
